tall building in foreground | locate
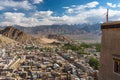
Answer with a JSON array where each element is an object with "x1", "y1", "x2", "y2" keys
[{"x1": 99, "y1": 21, "x2": 120, "y2": 80}]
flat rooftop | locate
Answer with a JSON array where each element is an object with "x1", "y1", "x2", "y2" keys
[{"x1": 101, "y1": 21, "x2": 120, "y2": 29}]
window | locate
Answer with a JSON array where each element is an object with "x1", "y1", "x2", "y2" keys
[{"x1": 114, "y1": 59, "x2": 120, "y2": 73}]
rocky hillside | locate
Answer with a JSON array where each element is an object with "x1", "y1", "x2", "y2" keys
[
  {"x1": 0, "y1": 26, "x2": 71, "y2": 45},
  {"x1": 0, "y1": 34, "x2": 17, "y2": 46},
  {"x1": 1, "y1": 26, "x2": 40, "y2": 44},
  {"x1": 47, "y1": 34, "x2": 70, "y2": 42}
]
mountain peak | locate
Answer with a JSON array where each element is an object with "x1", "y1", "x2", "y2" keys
[{"x1": 1, "y1": 26, "x2": 38, "y2": 44}]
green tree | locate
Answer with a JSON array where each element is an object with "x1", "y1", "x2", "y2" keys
[
  {"x1": 95, "y1": 43, "x2": 101, "y2": 52},
  {"x1": 80, "y1": 42, "x2": 92, "y2": 48},
  {"x1": 63, "y1": 43, "x2": 79, "y2": 51},
  {"x1": 25, "y1": 46, "x2": 34, "y2": 50},
  {"x1": 89, "y1": 57, "x2": 99, "y2": 70}
]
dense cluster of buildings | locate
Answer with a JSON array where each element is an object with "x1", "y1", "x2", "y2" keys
[{"x1": 0, "y1": 42, "x2": 99, "y2": 80}]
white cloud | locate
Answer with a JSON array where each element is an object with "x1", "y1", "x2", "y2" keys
[
  {"x1": 0, "y1": 11, "x2": 54, "y2": 27},
  {"x1": 64, "y1": 1, "x2": 99, "y2": 14},
  {"x1": 1, "y1": 12, "x2": 25, "y2": 25},
  {"x1": 71, "y1": 5, "x2": 77, "y2": 7},
  {"x1": 107, "y1": 2, "x2": 117, "y2": 8},
  {"x1": 0, "y1": 0, "x2": 33, "y2": 10},
  {"x1": 1, "y1": 7, "x2": 120, "y2": 27},
  {"x1": 13, "y1": 8, "x2": 18, "y2": 11},
  {"x1": 33, "y1": 11, "x2": 53, "y2": 18},
  {"x1": 86, "y1": 1, "x2": 99, "y2": 8},
  {"x1": 1, "y1": 1, "x2": 120, "y2": 26},
  {"x1": 3, "y1": 12, "x2": 24, "y2": 22},
  {"x1": 63, "y1": 6, "x2": 70, "y2": 9},
  {"x1": 48, "y1": 8, "x2": 120, "y2": 24},
  {"x1": 33, "y1": 0, "x2": 43, "y2": 4},
  {"x1": 107, "y1": 2, "x2": 120, "y2": 8},
  {"x1": 67, "y1": 9, "x2": 73, "y2": 13}
]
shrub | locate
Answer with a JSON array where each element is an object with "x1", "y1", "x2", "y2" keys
[{"x1": 89, "y1": 57, "x2": 99, "y2": 70}]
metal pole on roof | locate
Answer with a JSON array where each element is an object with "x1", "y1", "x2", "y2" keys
[{"x1": 106, "y1": 9, "x2": 109, "y2": 23}]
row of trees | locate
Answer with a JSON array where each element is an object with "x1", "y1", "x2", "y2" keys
[{"x1": 63, "y1": 43, "x2": 101, "y2": 52}]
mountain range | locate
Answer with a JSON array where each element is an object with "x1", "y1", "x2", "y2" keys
[
  {"x1": 0, "y1": 23, "x2": 101, "y2": 45},
  {"x1": 12, "y1": 23, "x2": 101, "y2": 42},
  {"x1": 11, "y1": 23, "x2": 101, "y2": 35}
]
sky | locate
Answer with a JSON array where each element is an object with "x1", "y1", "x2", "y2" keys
[{"x1": 0, "y1": 0, "x2": 120, "y2": 27}]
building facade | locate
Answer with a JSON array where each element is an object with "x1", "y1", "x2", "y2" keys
[{"x1": 99, "y1": 21, "x2": 120, "y2": 80}]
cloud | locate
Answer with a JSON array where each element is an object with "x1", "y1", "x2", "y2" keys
[
  {"x1": 1, "y1": 12, "x2": 26, "y2": 25},
  {"x1": 1, "y1": 1, "x2": 120, "y2": 26},
  {"x1": 59, "y1": 2, "x2": 120, "y2": 25},
  {"x1": 63, "y1": 5, "x2": 120, "y2": 24},
  {"x1": 86, "y1": 1, "x2": 99, "y2": 8},
  {"x1": 1, "y1": 7, "x2": 120, "y2": 27},
  {"x1": 0, "y1": 11, "x2": 54, "y2": 27},
  {"x1": 0, "y1": 0, "x2": 33, "y2": 10},
  {"x1": 67, "y1": 9, "x2": 74, "y2": 13},
  {"x1": 33, "y1": 0, "x2": 43, "y2": 4},
  {"x1": 50, "y1": 7, "x2": 106, "y2": 24},
  {"x1": 107, "y1": 2, "x2": 120, "y2": 8},
  {"x1": 107, "y1": 2, "x2": 117, "y2": 8},
  {"x1": 1, "y1": 8, "x2": 120, "y2": 26},
  {"x1": 64, "y1": 1, "x2": 99, "y2": 14},
  {"x1": 33, "y1": 11, "x2": 53, "y2": 18}
]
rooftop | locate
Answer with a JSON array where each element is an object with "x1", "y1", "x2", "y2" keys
[{"x1": 101, "y1": 21, "x2": 120, "y2": 29}]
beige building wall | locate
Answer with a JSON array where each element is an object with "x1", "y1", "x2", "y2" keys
[{"x1": 99, "y1": 22, "x2": 120, "y2": 80}]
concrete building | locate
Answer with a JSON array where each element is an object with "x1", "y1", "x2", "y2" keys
[{"x1": 99, "y1": 21, "x2": 120, "y2": 80}]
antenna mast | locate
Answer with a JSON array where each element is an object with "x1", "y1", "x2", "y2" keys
[{"x1": 106, "y1": 9, "x2": 109, "y2": 23}]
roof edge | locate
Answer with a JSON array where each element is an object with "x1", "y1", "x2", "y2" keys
[{"x1": 101, "y1": 21, "x2": 120, "y2": 29}]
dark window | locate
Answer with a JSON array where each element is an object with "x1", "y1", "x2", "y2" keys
[{"x1": 114, "y1": 59, "x2": 120, "y2": 73}]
